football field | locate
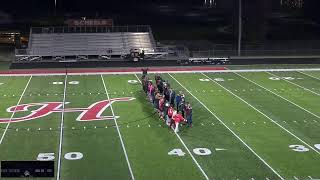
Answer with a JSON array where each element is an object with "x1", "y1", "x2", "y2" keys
[{"x1": 0, "y1": 69, "x2": 320, "y2": 180}]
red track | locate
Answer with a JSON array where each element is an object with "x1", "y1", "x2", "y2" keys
[{"x1": 0, "y1": 67, "x2": 226, "y2": 75}]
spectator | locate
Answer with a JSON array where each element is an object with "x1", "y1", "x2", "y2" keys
[
  {"x1": 147, "y1": 81, "x2": 154, "y2": 102},
  {"x1": 185, "y1": 102, "x2": 193, "y2": 127},
  {"x1": 154, "y1": 90, "x2": 161, "y2": 109}
]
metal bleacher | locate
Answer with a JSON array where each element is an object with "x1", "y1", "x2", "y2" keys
[{"x1": 15, "y1": 25, "x2": 169, "y2": 62}]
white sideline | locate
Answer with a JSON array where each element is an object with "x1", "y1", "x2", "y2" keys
[
  {"x1": 168, "y1": 73, "x2": 284, "y2": 179},
  {"x1": 101, "y1": 74, "x2": 135, "y2": 180},
  {"x1": 0, "y1": 76, "x2": 32, "y2": 144},
  {"x1": 234, "y1": 72, "x2": 320, "y2": 119},
  {"x1": 201, "y1": 73, "x2": 320, "y2": 155},
  {"x1": 134, "y1": 74, "x2": 209, "y2": 180},
  {"x1": 1, "y1": 68, "x2": 320, "y2": 76},
  {"x1": 298, "y1": 71, "x2": 320, "y2": 81},
  {"x1": 266, "y1": 71, "x2": 320, "y2": 96},
  {"x1": 56, "y1": 74, "x2": 68, "y2": 180}
]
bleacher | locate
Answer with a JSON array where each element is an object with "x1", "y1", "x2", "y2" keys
[{"x1": 15, "y1": 26, "x2": 163, "y2": 62}]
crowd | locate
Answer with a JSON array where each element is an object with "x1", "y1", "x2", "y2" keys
[{"x1": 141, "y1": 70, "x2": 193, "y2": 133}]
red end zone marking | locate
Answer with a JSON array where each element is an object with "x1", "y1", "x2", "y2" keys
[{"x1": 0, "y1": 67, "x2": 227, "y2": 75}]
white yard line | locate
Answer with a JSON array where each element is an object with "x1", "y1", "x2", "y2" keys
[
  {"x1": 167, "y1": 73, "x2": 283, "y2": 180},
  {"x1": 0, "y1": 76, "x2": 32, "y2": 144},
  {"x1": 234, "y1": 72, "x2": 320, "y2": 119},
  {"x1": 134, "y1": 73, "x2": 209, "y2": 180},
  {"x1": 266, "y1": 72, "x2": 320, "y2": 96},
  {"x1": 1, "y1": 68, "x2": 320, "y2": 76},
  {"x1": 201, "y1": 73, "x2": 320, "y2": 155},
  {"x1": 298, "y1": 71, "x2": 320, "y2": 81},
  {"x1": 101, "y1": 74, "x2": 135, "y2": 180},
  {"x1": 56, "y1": 73, "x2": 68, "y2": 180}
]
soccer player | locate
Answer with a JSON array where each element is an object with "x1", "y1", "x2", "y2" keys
[
  {"x1": 172, "y1": 111, "x2": 186, "y2": 133},
  {"x1": 185, "y1": 102, "x2": 193, "y2": 127},
  {"x1": 167, "y1": 105, "x2": 174, "y2": 126}
]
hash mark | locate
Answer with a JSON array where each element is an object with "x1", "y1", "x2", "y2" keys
[
  {"x1": 293, "y1": 176, "x2": 299, "y2": 180},
  {"x1": 83, "y1": 126, "x2": 86, "y2": 130},
  {"x1": 242, "y1": 122, "x2": 246, "y2": 125},
  {"x1": 27, "y1": 128, "x2": 30, "y2": 131},
  {"x1": 148, "y1": 124, "x2": 151, "y2": 127},
  {"x1": 16, "y1": 128, "x2": 18, "y2": 131},
  {"x1": 266, "y1": 178, "x2": 270, "y2": 180},
  {"x1": 94, "y1": 126, "x2": 97, "y2": 129},
  {"x1": 137, "y1": 125, "x2": 140, "y2": 127},
  {"x1": 50, "y1": 128, "x2": 52, "y2": 130},
  {"x1": 72, "y1": 127, "x2": 75, "y2": 130},
  {"x1": 294, "y1": 120, "x2": 297, "y2": 123},
  {"x1": 105, "y1": 126, "x2": 108, "y2": 128}
]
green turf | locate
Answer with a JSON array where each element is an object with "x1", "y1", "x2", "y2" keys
[{"x1": 0, "y1": 70, "x2": 319, "y2": 180}]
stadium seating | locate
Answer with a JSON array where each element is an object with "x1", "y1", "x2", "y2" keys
[{"x1": 27, "y1": 31, "x2": 155, "y2": 57}]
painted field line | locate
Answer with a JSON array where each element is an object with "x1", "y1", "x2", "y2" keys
[
  {"x1": 298, "y1": 71, "x2": 320, "y2": 81},
  {"x1": 168, "y1": 73, "x2": 284, "y2": 180},
  {"x1": 202, "y1": 73, "x2": 320, "y2": 155},
  {"x1": 134, "y1": 73, "x2": 209, "y2": 180},
  {"x1": 0, "y1": 76, "x2": 32, "y2": 144},
  {"x1": 56, "y1": 73, "x2": 68, "y2": 180},
  {"x1": 234, "y1": 72, "x2": 320, "y2": 119},
  {"x1": 266, "y1": 72, "x2": 320, "y2": 96},
  {"x1": 101, "y1": 74, "x2": 135, "y2": 180}
]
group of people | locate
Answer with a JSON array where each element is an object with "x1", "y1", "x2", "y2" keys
[{"x1": 141, "y1": 70, "x2": 193, "y2": 133}]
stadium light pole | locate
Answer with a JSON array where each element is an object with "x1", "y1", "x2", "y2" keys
[{"x1": 237, "y1": 0, "x2": 242, "y2": 56}]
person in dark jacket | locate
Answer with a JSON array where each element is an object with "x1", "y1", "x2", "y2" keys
[
  {"x1": 169, "y1": 88, "x2": 176, "y2": 106},
  {"x1": 175, "y1": 91, "x2": 182, "y2": 110},
  {"x1": 185, "y1": 102, "x2": 193, "y2": 127}
]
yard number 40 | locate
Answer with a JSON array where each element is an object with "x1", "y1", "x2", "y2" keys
[{"x1": 168, "y1": 148, "x2": 212, "y2": 157}]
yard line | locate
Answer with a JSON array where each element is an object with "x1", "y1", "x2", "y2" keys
[
  {"x1": 266, "y1": 72, "x2": 320, "y2": 96},
  {"x1": 298, "y1": 71, "x2": 320, "y2": 81},
  {"x1": 234, "y1": 72, "x2": 320, "y2": 119},
  {"x1": 0, "y1": 76, "x2": 32, "y2": 145},
  {"x1": 101, "y1": 74, "x2": 135, "y2": 180},
  {"x1": 56, "y1": 73, "x2": 68, "y2": 180},
  {"x1": 134, "y1": 73, "x2": 209, "y2": 180},
  {"x1": 168, "y1": 73, "x2": 284, "y2": 180},
  {"x1": 202, "y1": 73, "x2": 320, "y2": 155}
]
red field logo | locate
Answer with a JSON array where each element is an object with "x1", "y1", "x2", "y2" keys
[{"x1": 0, "y1": 97, "x2": 135, "y2": 123}]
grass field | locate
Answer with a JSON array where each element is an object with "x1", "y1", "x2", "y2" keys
[{"x1": 0, "y1": 69, "x2": 319, "y2": 180}]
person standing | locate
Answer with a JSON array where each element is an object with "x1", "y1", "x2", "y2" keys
[
  {"x1": 172, "y1": 111, "x2": 186, "y2": 133},
  {"x1": 185, "y1": 102, "x2": 193, "y2": 127},
  {"x1": 175, "y1": 91, "x2": 182, "y2": 110},
  {"x1": 178, "y1": 96, "x2": 185, "y2": 117},
  {"x1": 169, "y1": 88, "x2": 176, "y2": 106},
  {"x1": 167, "y1": 105, "x2": 174, "y2": 126}
]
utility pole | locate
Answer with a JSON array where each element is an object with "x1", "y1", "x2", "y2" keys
[{"x1": 237, "y1": 0, "x2": 242, "y2": 56}]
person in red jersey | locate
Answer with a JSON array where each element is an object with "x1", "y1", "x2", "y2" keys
[
  {"x1": 167, "y1": 104, "x2": 174, "y2": 125},
  {"x1": 172, "y1": 111, "x2": 186, "y2": 133}
]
